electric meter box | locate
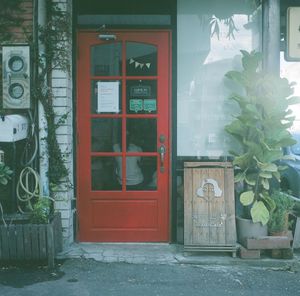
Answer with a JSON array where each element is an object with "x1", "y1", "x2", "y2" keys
[
  {"x1": 2, "y1": 45, "x2": 31, "y2": 109},
  {"x1": 0, "y1": 115, "x2": 29, "y2": 142}
]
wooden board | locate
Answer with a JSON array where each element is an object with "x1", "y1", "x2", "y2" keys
[{"x1": 184, "y1": 162, "x2": 236, "y2": 252}]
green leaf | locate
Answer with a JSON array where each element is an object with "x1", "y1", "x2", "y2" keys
[
  {"x1": 225, "y1": 120, "x2": 245, "y2": 138},
  {"x1": 256, "y1": 162, "x2": 277, "y2": 172},
  {"x1": 234, "y1": 172, "x2": 245, "y2": 183},
  {"x1": 251, "y1": 201, "x2": 270, "y2": 225},
  {"x1": 225, "y1": 71, "x2": 247, "y2": 87},
  {"x1": 233, "y1": 153, "x2": 252, "y2": 170},
  {"x1": 240, "y1": 191, "x2": 255, "y2": 206},
  {"x1": 261, "y1": 178, "x2": 270, "y2": 190},
  {"x1": 273, "y1": 171, "x2": 281, "y2": 182},
  {"x1": 0, "y1": 178, "x2": 8, "y2": 185},
  {"x1": 261, "y1": 193, "x2": 276, "y2": 213},
  {"x1": 287, "y1": 96, "x2": 300, "y2": 105},
  {"x1": 245, "y1": 173, "x2": 256, "y2": 186},
  {"x1": 277, "y1": 165, "x2": 288, "y2": 171},
  {"x1": 259, "y1": 172, "x2": 273, "y2": 179},
  {"x1": 281, "y1": 155, "x2": 295, "y2": 161}
]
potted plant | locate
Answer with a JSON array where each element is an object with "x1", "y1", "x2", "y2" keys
[
  {"x1": 0, "y1": 165, "x2": 62, "y2": 268},
  {"x1": 224, "y1": 50, "x2": 299, "y2": 242},
  {"x1": 268, "y1": 190, "x2": 294, "y2": 235}
]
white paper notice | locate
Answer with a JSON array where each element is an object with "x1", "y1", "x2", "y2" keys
[{"x1": 97, "y1": 81, "x2": 119, "y2": 113}]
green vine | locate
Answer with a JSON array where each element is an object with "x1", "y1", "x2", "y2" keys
[{"x1": 35, "y1": 0, "x2": 71, "y2": 191}]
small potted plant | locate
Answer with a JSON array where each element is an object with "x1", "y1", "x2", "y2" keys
[{"x1": 268, "y1": 190, "x2": 294, "y2": 236}]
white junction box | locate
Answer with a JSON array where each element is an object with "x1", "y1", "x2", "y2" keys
[{"x1": 0, "y1": 114, "x2": 29, "y2": 142}]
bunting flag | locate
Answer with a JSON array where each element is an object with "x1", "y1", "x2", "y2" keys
[{"x1": 129, "y1": 58, "x2": 151, "y2": 69}]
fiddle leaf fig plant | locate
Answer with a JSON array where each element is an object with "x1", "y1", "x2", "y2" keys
[{"x1": 225, "y1": 50, "x2": 300, "y2": 225}]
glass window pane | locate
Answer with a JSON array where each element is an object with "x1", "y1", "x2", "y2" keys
[
  {"x1": 91, "y1": 157, "x2": 121, "y2": 191},
  {"x1": 125, "y1": 156, "x2": 157, "y2": 191},
  {"x1": 91, "y1": 118, "x2": 122, "y2": 152},
  {"x1": 91, "y1": 43, "x2": 122, "y2": 76},
  {"x1": 177, "y1": 1, "x2": 262, "y2": 158},
  {"x1": 126, "y1": 42, "x2": 157, "y2": 76},
  {"x1": 127, "y1": 118, "x2": 157, "y2": 152},
  {"x1": 126, "y1": 80, "x2": 157, "y2": 114},
  {"x1": 91, "y1": 80, "x2": 122, "y2": 114}
]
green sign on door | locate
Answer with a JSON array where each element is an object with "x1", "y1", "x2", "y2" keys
[
  {"x1": 144, "y1": 99, "x2": 157, "y2": 112},
  {"x1": 130, "y1": 99, "x2": 143, "y2": 112}
]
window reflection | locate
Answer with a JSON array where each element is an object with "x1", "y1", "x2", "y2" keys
[
  {"x1": 177, "y1": 1, "x2": 262, "y2": 158},
  {"x1": 91, "y1": 43, "x2": 122, "y2": 76},
  {"x1": 126, "y1": 118, "x2": 157, "y2": 152},
  {"x1": 91, "y1": 118, "x2": 122, "y2": 152},
  {"x1": 91, "y1": 157, "x2": 121, "y2": 191},
  {"x1": 126, "y1": 42, "x2": 157, "y2": 76}
]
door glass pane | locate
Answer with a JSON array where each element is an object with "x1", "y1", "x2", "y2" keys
[
  {"x1": 127, "y1": 118, "x2": 157, "y2": 152},
  {"x1": 91, "y1": 80, "x2": 122, "y2": 114},
  {"x1": 126, "y1": 80, "x2": 157, "y2": 114},
  {"x1": 124, "y1": 156, "x2": 157, "y2": 191},
  {"x1": 91, "y1": 157, "x2": 121, "y2": 191},
  {"x1": 91, "y1": 118, "x2": 122, "y2": 152},
  {"x1": 126, "y1": 42, "x2": 157, "y2": 76},
  {"x1": 91, "y1": 43, "x2": 122, "y2": 76}
]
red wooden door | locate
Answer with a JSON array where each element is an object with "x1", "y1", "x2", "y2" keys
[{"x1": 77, "y1": 31, "x2": 171, "y2": 242}]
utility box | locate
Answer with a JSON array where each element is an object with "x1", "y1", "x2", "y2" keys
[
  {"x1": 184, "y1": 162, "x2": 237, "y2": 256},
  {"x1": 0, "y1": 114, "x2": 28, "y2": 142},
  {"x1": 2, "y1": 45, "x2": 31, "y2": 109}
]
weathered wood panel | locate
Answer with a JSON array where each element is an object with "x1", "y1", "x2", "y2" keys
[
  {"x1": 16, "y1": 225, "x2": 25, "y2": 260},
  {"x1": 184, "y1": 162, "x2": 236, "y2": 254},
  {"x1": 0, "y1": 213, "x2": 62, "y2": 267},
  {"x1": 0, "y1": 226, "x2": 9, "y2": 260},
  {"x1": 39, "y1": 225, "x2": 47, "y2": 259},
  {"x1": 23, "y1": 225, "x2": 32, "y2": 260}
]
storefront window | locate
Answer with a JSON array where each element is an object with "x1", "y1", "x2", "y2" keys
[
  {"x1": 177, "y1": 0, "x2": 262, "y2": 158},
  {"x1": 280, "y1": 52, "x2": 300, "y2": 133}
]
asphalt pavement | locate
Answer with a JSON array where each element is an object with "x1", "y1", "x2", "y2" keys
[
  {"x1": 1, "y1": 258, "x2": 300, "y2": 296},
  {"x1": 1, "y1": 243, "x2": 300, "y2": 296}
]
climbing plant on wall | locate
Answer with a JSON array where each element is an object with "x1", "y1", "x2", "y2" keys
[{"x1": 35, "y1": 0, "x2": 71, "y2": 190}]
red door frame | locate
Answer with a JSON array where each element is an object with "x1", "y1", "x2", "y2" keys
[{"x1": 77, "y1": 30, "x2": 172, "y2": 242}]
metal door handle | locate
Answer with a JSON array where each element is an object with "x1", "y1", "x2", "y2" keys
[{"x1": 158, "y1": 144, "x2": 166, "y2": 173}]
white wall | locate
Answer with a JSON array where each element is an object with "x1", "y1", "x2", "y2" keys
[{"x1": 51, "y1": 0, "x2": 74, "y2": 247}]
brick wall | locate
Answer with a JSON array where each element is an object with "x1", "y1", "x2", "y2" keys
[{"x1": 8, "y1": 0, "x2": 34, "y2": 43}]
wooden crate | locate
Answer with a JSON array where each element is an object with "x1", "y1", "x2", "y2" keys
[
  {"x1": 184, "y1": 162, "x2": 237, "y2": 256},
  {"x1": 0, "y1": 212, "x2": 62, "y2": 268}
]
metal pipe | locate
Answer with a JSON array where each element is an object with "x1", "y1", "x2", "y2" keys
[
  {"x1": 37, "y1": 0, "x2": 49, "y2": 197},
  {"x1": 262, "y1": 0, "x2": 281, "y2": 75}
]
